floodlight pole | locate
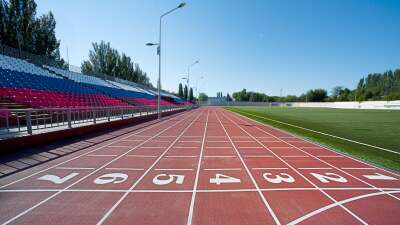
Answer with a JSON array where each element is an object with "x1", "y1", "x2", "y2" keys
[
  {"x1": 150, "y1": 3, "x2": 185, "y2": 119},
  {"x1": 187, "y1": 60, "x2": 199, "y2": 101}
]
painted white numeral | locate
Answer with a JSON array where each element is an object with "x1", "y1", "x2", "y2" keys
[
  {"x1": 310, "y1": 172, "x2": 347, "y2": 183},
  {"x1": 210, "y1": 173, "x2": 241, "y2": 185},
  {"x1": 363, "y1": 173, "x2": 397, "y2": 181},
  {"x1": 263, "y1": 173, "x2": 295, "y2": 184},
  {"x1": 153, "y1": 174, "x2": 185, "y2": 185},
  {"x1": 94, "y1": 173, "x2": 128, "y2": 185},
  {"x1": 37, "y1": 173, "x2": 79, "y2": 184}
]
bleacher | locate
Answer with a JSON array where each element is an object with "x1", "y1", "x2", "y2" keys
[{"x1": 0, "y1": 53, "x2": 190, "y2": 109}]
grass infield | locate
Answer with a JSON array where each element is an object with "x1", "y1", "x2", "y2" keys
[{"x1": 226, "y1": 106, "x2": 400, "y2": 171}]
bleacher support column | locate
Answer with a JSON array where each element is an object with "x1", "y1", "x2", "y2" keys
[
  {"x1": 93, "y1": 109, "x2": 96, "y2": 124},
  {"x1": 67, "y1": 109, "x2": 72, "y2": 128},
  {"x1": 26, "y1": 110, "x2": 32, "y2": 135},
  {"x1": 107, "y1": 108, "x2": 111, "y2": 122}
]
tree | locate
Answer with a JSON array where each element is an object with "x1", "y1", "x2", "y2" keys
[
  {"x1": 183, "y1": 85, "x2": 188, "y2": 100},
  {"x1": 0, "y1": 0, "x2": 62, "y2": 60},
  {"x1": 306, "y1": 89, "x2": 328, "y2": 102},
  {"x1": 81, "y1": 41, "x2": 152, "y2": 87},
  {"x1": 178, "y1": 83, "x2": 183, "y2": 97},
  {"x1": 226, "y1": 93, "x2": 232, "y2": 101},
  {"x1": 189, "y1": 88, "x2": 194, "y2": 101},
  {"x1": 198, "y1": 93, "x2": 208, "y2": 102}
]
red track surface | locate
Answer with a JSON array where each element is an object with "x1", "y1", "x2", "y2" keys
[{"x1": 0, "y1": 107, "x2": 399, "y2": 225}]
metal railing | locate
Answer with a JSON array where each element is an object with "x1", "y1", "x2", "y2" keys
[{"x1": 0, "y1": 105, "x2": 188, "y2": 140}]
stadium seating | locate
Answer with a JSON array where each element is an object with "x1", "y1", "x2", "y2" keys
[{"x1": 0, "y1": 54, "x2": 190, "y2": 109}]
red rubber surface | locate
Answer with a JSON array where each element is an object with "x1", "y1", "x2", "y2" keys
[{"x1": 0, "y1": 107, "x2": 399, "y2": 225}]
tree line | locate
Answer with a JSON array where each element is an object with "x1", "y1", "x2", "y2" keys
[
  {"x1": 0, "y1": 0, "x2": 153, "y2": 87},
  {"x1": 178, "y1": 82, "x2": 194, "y2": 101},
  {"x1": 231, "y1": 69, "x2": 400, "y2": 102},
  {"x1": 0, "y1": 0, "x2": 62, "y2": 60},
  {"x1": 81, "y1": 41, "x2": 152, "y2": 87}
]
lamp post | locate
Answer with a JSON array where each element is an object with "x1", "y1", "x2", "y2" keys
[
  {"x1": 146, "y1": 2, "x2": 186, "y2": 119},
  {"x1": 187, "y1": 60, "x2": 199, "y2": 101}
]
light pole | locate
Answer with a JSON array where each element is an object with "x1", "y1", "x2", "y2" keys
[
  {"x1": 195, "y1": 76, "x2": 204, "y2": 97},
  {"x1": 146, "y1": 2, "x2": 186, "y2": 119},
  {"x1": 187, "y1": 60, "x2": 199, "y2": 101}
]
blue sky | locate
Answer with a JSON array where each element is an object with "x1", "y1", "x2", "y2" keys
[{"x1": 36, "y1": 0, "x2": 400, "y2": 97}]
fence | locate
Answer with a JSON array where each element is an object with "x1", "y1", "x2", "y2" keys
[{"x1": 0, "y1": 105, "x2": 188, "y2": 140}]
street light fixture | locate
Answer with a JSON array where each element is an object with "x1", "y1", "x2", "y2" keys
[
  {"x1": 186, "y1": 60, "x2": 199, "y2": 101},
  {"x1": 146, "y1": 2, "x2": 186, "y2": 119}
]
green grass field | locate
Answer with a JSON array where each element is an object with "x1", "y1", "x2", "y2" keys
[{"x1": 226, "y1": 106, "x2": 400, "y2": 171}]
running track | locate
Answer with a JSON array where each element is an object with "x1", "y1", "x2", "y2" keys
[{"x1": 0, "y1": 107, "x2": 399, "y2": 225}]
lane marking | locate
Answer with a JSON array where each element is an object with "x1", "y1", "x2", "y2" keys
[
  {"x1": 108, "y1": 145, "x2": 130, "y2": 148},
  {"x1": 203, "y1": 155, "x2": 236, "y2": 158},
  {"x1": 87, "y1": 154, "x2": 118, "y2": 157},
  {"x1": 206, "y1": 146, "x2": 232, "y2": 149},
  {"x1": 281, "y1": 155, "x2": 309, "y2": 158},
  {"x1": 121, "y1": 139, "x2": 145, "y2": 142},
  {"x1": 179, "y1": 141, "x2": 201, "y2": 143},
  {"x1": 230, "y1": 110, "x2": 400, "y2": 201},
  {"x1": 317, "y1": 155, "x2": 344, "y2": 158},
  {"x1": 1, "y1": 110, "x2": 197, "y2": 225},
  {"x1": 0, "y1": 111, "x2": 191, "y2": 190},
  {"x1": 231, "y1": 110, "x2": 399, "y2": 155},
  {"x1": 222, "y1": 110, "x2": 369, "y2": 225},
  {"x1": 215, "y1": 110, "x2": 282, "y2": 225},
  {"x1": 97, "y1": 110, "x2": 204, "y2": 225},
  {"x1": 56, "y1": 167, "x2": 95, "y2": 170},
  {"x1": 287, "y1": 190, "x2": 400, "y2": 225},
  {"x1": 140, "y1": 146, "x2": 165, "y2": 149},
  {"x1": 2, "y1": 187, "x2": 400, "y2": 193}
]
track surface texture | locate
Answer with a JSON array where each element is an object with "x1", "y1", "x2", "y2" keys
[{"x1": 0, "y1": 107, "x2": 399, "y2": 225}]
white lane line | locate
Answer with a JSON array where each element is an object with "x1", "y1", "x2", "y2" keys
[
  {"x1": 56, "y1": 167, "x2": 95, "y2": 170},
  {"x1": 105, "y1": 168, "x2": 144, "y2": 171},
  {"x1": 233, "y1": 110, "x2": 399, "y2": 155},
  {"x1": 150, "y1": 140, "x2": 172, "y2": 143},
  {"x1": 243, "y1": 155, "x2": 273, "y2": 158},
  {"x1": 251, "y1": 168, "x2": 289, "y2": 170},
  {"x1": 2, "y1": 187, "x2": 400, "y2": 193},
  {"x1": 215, "y1": 111, "x2": 282, "y2": 225},
  {"x1": 206, "y1": 140, "x2": 229, "y2": 143},
  {"x1": 154, "y1": 168, "x2": 194, "y2": 171},
  {"x1": 108, "y1": 145, "x2": 130, "y2": 148},
  {"x1": 287, "y1": 190, "x2": 400, "y2": 225},
  {"x1": 183, "y1": 135, "x2": 202, "y2": 138},
  {"x1": 341, "y1": 167, "x2": 376, "y2": 170},
  {"x1": 269, "y1": 147, "x2": 296, "y2": 149},
  {"x1": 203, "y1": 155, "x2": 236, "y2": 158},
  {"x1": 317, "y1": 155, "x2": 344, "y2": 158},
  {"x1": 126, "y1": 155, "x2": 158, "y2": 158},
  {"x1": 164, "y1": 155, "x2": 197, "y2": 158},
  {"x1": 207, "y1": 135, "x2": 226, "y2": 138},
  {"x1": 187, "y1": 110, "x2": 209, "y2": 225},
  {"x1": 223, "y1": 110, "x2": 369, "y2": 225},
  {"x1": 231, "y1": 110, "x2": 400, "y2": 203},
  {"x1": 179, "y1": 141, "x2": 201, "y2": 143},
  {"x1": 87, "y1": 154, "x2": 118, "y2": 157},
  {"x1": 241, "y1": 146, "x2": 264, "y2": 149},
  {"x1": 203, "y1": 168, "x2": 242, "y2": 171},
  {"x1": 298, "y1": 168, "x2": 332, "y2": 170},
  {"x1": 234, "y1": 141, "x2": 256, "y2": 143},
  {"x1": 97, "y1": 110, "x2": 204, "y2": 225},
  {"x1": 0, "y1": 110, "x2": 197, "y2": 225}
]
